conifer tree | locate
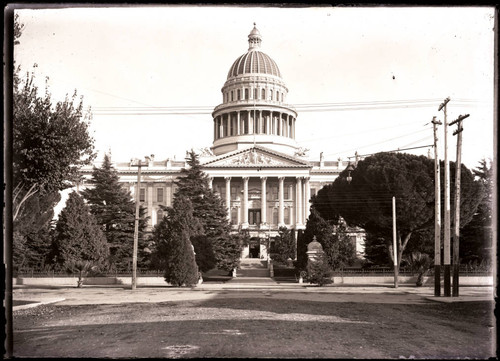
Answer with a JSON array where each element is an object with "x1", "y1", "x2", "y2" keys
[
  {"x1": 173, "y1": 150, "x2": 240, "y2": 271},
  {"x1": 52, "y1": 191, "x2": 108, "y2": 270},
  {"x1": 152, "y1": 196, "x2": 199, "y2": 286},
  {"x1": 82, "y1": 154, "x2": 147, "y2": 271}
]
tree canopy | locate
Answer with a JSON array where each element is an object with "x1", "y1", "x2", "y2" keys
[
  {"x1": 13, "y1": 67, "x2": 95, "y2": 221},
  {"x1": 313, "y1": 152, "x2": 483, "y2": 269},
  {"x1": 51, "y1": 191, "x2": 108, "y2": 270},
  {"x1": 12, "y1": 16, "x2": 95, "y2": 221}
]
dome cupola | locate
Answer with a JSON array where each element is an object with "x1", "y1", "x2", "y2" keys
[{"x1": 211, "y1": 24, "x2": 299, "y2": 156}]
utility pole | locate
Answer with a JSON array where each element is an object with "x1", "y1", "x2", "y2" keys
[
  {"x1": 431, "y1": 116, "x2": 442, "y2": 296},
  {"x1": 131, "y1": 156, "x2": 149, "y2": 290},
  {"x1": 450, "y1": 114, "x2": 469, "y2": 297},
  {"x1": 438, "y1": 97, "x2": 451, "y2": 296},
  {"x1": 393, "y1": 196, "x2": 398, "y2": 288}
]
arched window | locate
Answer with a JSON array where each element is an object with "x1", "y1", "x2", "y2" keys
[
  {"x1": 231, "y1": 91, "x2": 234, "y2": 101},
  {"x1": 281, "y1": 93, "x2": 284, "y2": 102},
  {"x1": 261, "y1": 89, "x2": 265, "y2": 99},
  {"x1": 157, "y1": 209, "x2": 164, "y2": 222},
  {"x1": 237, "y1": 89, "x2": 241, "y2": 100},
  {"x1": 244, "y1": 88, "x2": 249, "y2": 99},
  {"x1": 254, "y1": 88, "x2": 258, "y2": 99},
  {"x1": 276, "y1": 91, "x2": 279, "y2": 101}
]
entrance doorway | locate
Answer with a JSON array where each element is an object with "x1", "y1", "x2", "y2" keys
[
  {"x1": 249, "y1": 209, "x2": 261, "y2": 226},
  {"x1": 249, "y1": 239, "x2": 260, "y2": 258}
]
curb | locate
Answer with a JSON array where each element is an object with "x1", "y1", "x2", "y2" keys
[{"x1": 13, "y1": 298, "x2": 66, "y2": 311}]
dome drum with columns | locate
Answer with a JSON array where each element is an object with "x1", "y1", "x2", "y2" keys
[
  {"x1": 211, "y1": 23, "x2": 298, "y2": 156},
  {"x1": 76, "y1": 24, "x2": 364, "y2": 261}
]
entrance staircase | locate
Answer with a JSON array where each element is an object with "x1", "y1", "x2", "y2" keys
[{"x1": 237, "y1": 258, "x2": 270, "y2": 277}]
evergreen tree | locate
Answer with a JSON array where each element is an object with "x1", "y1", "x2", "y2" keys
[
  {"x1": 212, "y1": 234, "x2": 242, "y2": 272},
  {"x1": 460, "y1": 159, "x2": 493, "y2": 264},
  {"x1": 191, "y1": 235, "x2": 216, "y2": 273},
  {"x1": 313, "y1": 152, "x2": 483, "y2": 273},
  {"x1": 82, "y1": 154, "x2": 147, "y2": 271},
  {"x1": 152, "y1": 196, "x2": 199, "y2": 286},
  {"x1": 52, "y1": 191, "x2": 108, "y2": 270},
  {"x1": 173, "y1": 150, "x2": 240, "y2": 270},
  {"x1": 299, "y1": 208, "x2": 356, "y2": 271},
  {"x1": 271, "y1": 226, "x2": 296, "y2": 264}
]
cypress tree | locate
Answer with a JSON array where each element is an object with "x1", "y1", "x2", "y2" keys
[
  {"x1": 52, "y1": 191, "x2": 108, "y2": 270},
  {"x1": 152, "y1": 196, "x2": 200, "y2": 286}
]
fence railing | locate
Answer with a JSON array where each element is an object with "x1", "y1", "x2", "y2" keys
[
  {"x1": 14, "y1": 266, "x2": 492, "y2": 278},
  {"x1": 14, "y1": 269, "x2": 164, "y2": 278}
]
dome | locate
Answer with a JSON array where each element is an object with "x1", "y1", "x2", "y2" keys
[{"x1": 227, "y1": 51, "x2": 282, "y2": 79}]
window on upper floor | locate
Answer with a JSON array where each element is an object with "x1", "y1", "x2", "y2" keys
[
  {"x1": 254, "y1": 88, "x2": 257, "y2": 100},
  {"x1": 284, "y1": 184, "x2": 290, "y2": 200},
  {"x1": 244, "y1": 88, "x2": 249, "y2": 100},
  {"x1": 262, "y1": 89, "x2": 265, "y2": 99},
  {"x1": 139, "y1": 188, "x2": 146, "y2": 202},
  {"x1": 157, "y1": 188, "x2": 164, "y2": 202},
  {"x1": 231, "y1": 91, "x2": 234, "y2": 101},
  {"x1": 237, "y1": 89, "x2": 241, "y2": 100}
]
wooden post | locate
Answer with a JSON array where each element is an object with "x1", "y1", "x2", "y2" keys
[
  {"x1": 432, "y1": 117, "x2": 442, "y2": 296},
  {"x1": 439, "y1": 97, "x2": 451, "y2": 297},
  {"x1": 450, "y1": 114, "x2": 468, "y2": 297},
  {"x1": 393, "y1": 196, "x2": 398, "y2": 288},
  {"x1": 131, "y1": 160, "x2": 143, "y2": 290}
]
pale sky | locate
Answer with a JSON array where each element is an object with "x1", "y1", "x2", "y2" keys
[{"x1": 14, "y1": 5, "x2": 496, "y2": 169}]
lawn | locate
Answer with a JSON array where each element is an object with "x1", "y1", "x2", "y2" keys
[{"x1": 13, "y1": 294, "x2": 495, "y2": 358}]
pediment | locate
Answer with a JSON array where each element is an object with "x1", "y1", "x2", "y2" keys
[{"x1": 202, "y1": 146, "x2": 310, "y2": 168}]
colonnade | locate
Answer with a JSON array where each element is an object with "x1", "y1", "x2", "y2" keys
[
  {"x1": 208, "y1": 175, "x2": 311, "y2": 229},
  {"x1": 213, "y1": 110, "x2": 296, "y2": 140}
]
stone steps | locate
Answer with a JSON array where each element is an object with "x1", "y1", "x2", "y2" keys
[{"x1": 237, "y1": 259, "x2": 269, "y2": 277}]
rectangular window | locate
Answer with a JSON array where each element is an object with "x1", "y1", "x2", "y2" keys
[
  {"x1": 272, "y1": 208, "x2": 278, "y2": 225},
  {"x1": 271, "y1": 185, "x2": 278, "y2": 200},
  {"x1": 284, "y1": 184, "x2": 290, "y2": 200},
  {"x1": 244, "y1": 88, "x2": 249, "y2": 100},
  {"x1": 253, "y1": 88, "x2": 257, "y2": 99},
  {"x1": 284, "y1": 207, "x2": 290, "y2": 225},
  {"x1": 262, "y1": 89, "x2": 265, "y2": 99},
  {"x1": 231, "y1": 186, "x2": 238, "y2": 200},
  {"x1": 231, "y1": 208, "x2": 238, "y2": 225},
  {"x1": 157, "y1": 188, "x2": 164, "y2": 202},
  {"x1": 237, "y1": 89, "x2": 241, "y2": 100},
  {"x1": 139, "y1": 188, "x2": 146, "y2": 202}
]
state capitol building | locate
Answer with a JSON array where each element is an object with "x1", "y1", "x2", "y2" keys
[{"x1": 80, "y1": 24, "x2": 364, "y2": 260}]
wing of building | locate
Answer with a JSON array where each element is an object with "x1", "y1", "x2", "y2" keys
[{"x1": 78, "y1": 24, "x2": 365, "y2": 260}]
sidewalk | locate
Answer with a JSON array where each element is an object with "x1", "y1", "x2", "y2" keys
[{"x1": 13, "y1": 280, "x2": 494, "y2": 310}]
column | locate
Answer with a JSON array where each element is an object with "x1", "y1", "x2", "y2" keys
[
  {"x1": 260, "y1": 177, "x2": 267, "y2": 227},
  {"x1": 248, "y1": 110, "x2": 253, "y2": 134},
  {"x1": 259, "y1": 110, "x2": 263, "y2": 134},
  {"x1": 237, "y1": 111, "x2": 241, "y2": 135},
  {"x1": 208, "y1": 177, "x2": 213, "y2": 189},
  {"x1": 278, "y1": 177, "x2": 285, "y2": 226},
  {"x1": 225, "y1": 177, "x2": 231, "y2": 221},
  {"x1": 304, "y1": 177, "x2": 311, "y2": 221},
  {"x1": 242, "y1": 177, "x2": 249, "y2": 228},
  {"x1": 296, "y1": 177, "x2": 303, "y2": 226}
]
